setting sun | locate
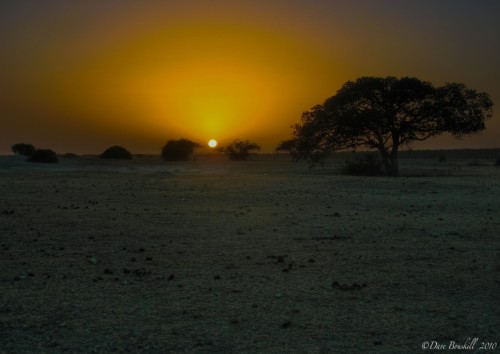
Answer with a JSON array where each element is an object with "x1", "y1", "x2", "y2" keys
[{"x1": 208, "y1": 139, "x2": 218, "y2": 148}]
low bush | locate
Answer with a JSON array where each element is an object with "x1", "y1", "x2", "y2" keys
[
  {"x1": 62, "y1": 153, "x2": 79, "y2": 158},
  {"x1": 224, "y1": 139, "x2": 260, "y2": 161},
  {"x1": 27, "y1": 149, "x2": 58, "y2": 163},
  {"x1": 99, "y1": 146, "x2": 133, "y2": 160},
  {"x1": 161, "y1": 139, "x2": 200, "y2": 161},
  {"x1": 342, "y1": 154, "x2": 382, "y2": 176}
]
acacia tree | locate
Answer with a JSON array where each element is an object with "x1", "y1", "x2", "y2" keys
[
  {"x1": 292, "y1": 76, "x2": 492, "y2": 176},
  {"x1": 224, "y1": 139, "x2": 260, "y2": 160},
  {"x1": 11, "y1": 143, "x2": 35, "y2": 156}
]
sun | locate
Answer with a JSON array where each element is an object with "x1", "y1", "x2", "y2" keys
[{"x1": 208, "y1": 139, "x2": 218, "y2": 148}]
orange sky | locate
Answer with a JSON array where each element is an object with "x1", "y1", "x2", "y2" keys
[{"x1": 1, "y1": 1, "x2": 499, "y2": 154}]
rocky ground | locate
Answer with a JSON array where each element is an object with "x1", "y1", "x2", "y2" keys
[{"x1": 1, "y1": 155, "x2": 499, "y2": 353}]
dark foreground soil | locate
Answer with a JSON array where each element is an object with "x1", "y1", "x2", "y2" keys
[{"x1": 1, "y1": 156, "x2": 499, "y2": 353}]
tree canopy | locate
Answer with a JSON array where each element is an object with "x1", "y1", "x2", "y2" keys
[
  {"x1": 161, "y1": 139, "x2": 200, "y2": 161},
  {"x1": 292, "y1": 76, "x2": 493, "y2": 175},
  {"x1": 11, "y1": 143, "x2": 35, "y2": 156},
  {"x1": 27, "y1": 149, "x2": 58, "y2": 163},
  {"x1": 224, "y1": 139, "x2": 260, "y2": 161}
]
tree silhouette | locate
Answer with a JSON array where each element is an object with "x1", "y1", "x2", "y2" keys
[
  {"x1": 99, "y1": 146, "x2": 133, "y2": 159},
  {"x1": 161, "y1": 139, "x2": 200, "y2": 161},
  {"x1": 224, "y1": 139, "x2": 260, "y2": 160},
  {"x1": 292, "y1": 77, "x2": 492, "y2": 176},
  {"x1": 11, "y1": 143, "x2": 35, "y2": 156},
  {"x1": 27, "y1": 149, "x2": 58, "y2": 163},
  {"x1": 275, "y1": 139, "x2": 297, "y2": 154}
]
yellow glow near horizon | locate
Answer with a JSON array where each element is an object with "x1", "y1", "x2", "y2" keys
[
  {"x1": 1, "y1": 2, "x2": 499, "y2": 154},
  {"x1": 208, "y1": 139, "x2": 217, "y2": 148},
  {"x1": 46, "y1": 21, "x2": 330, "y2": 148},
  {"x1": 0, "y1": 14, "x2": 342, "y2": 152}
]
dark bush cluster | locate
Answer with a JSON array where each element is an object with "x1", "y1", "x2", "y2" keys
[
  {"x1": 342, "y1": 154, "x2": 382, "y2": 176},
  {"x1": 161, "y1": 139, "x2": 199, "y2": 161},
  {"x1": 11, "y1": 143, "x2": 35, "y2": 156},
  {"x1": 62, "y1": 153, "x2": 79, "y2": 158},
  {"x1": 27, "y1": 149, "x2": 58, "y2": 163},
  {"x1": 224, "y1": 139, "x2": 260, "y2": 161},
  {"x1": 99, "y1": 146, "x2": 133, "y2": 160}
]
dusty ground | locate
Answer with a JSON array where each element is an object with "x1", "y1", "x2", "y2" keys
[{"x1": 1, "y1": 155, "x2": 499, "y2": 353}]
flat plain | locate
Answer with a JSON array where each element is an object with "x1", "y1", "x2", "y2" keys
[{"x1": 1, "y1": 154, "x2": 499, "y2": 353}]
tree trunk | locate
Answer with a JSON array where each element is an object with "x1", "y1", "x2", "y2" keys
[
  {"x1": 389, "y1": 145, "x2": 399, "y2": 176},
  {"x1": 378, "y1": 147, "x2": 391, "y2": 175}
]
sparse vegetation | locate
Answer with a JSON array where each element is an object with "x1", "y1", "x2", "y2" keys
[
  {"x1": 342, "y1": 154, "x2": 382, "y2": 176},
  {"x1": 275, "y1": 139, "x2": 297, "y2": 154},
  {"x1": 223, "y1": 139, "x2": 260, "y2": 161},
  {"x1": 99, "y1": 146, "x2": 133, "y2": 160},
  {"x1": 11, "y1": 143, "x2": 35, "y2": 156},
  {"x1": 161, "y1": 139, "x2": 200, "y2": 161},
  {"x1": 27, "y1": 149, "x2": 58, "y2": 163}
]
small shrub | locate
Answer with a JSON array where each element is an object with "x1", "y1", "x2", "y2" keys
[
  {"x1": 161, "y1": 139, "x2": 200, "y2": 161},
  {"x1": 275, "y1": 139, "x2": 296, "y2": 153},
  {"x1": 342, "y1": 154, "x2": 382, "y2": 176},
  {"x1": 27, "y1": 149, "x2": 58, "y2": 163},
  {"x1": 99, "y1": 146, "x2": 133, "y2": 160},
  {"x1": 62, "y1": 153, "x2": 79, "y2": 158},
  {"x1": 224, "y1": 139, "x2": 260, "y2": 161}
]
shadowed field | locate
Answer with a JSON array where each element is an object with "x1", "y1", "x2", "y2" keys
[{"x1": 1, "y1": 155, "x2": 499, "y2": 353}]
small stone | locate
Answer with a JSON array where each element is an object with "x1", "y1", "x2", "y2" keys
[{"x1": 281, "y1": 321, "x2": 292, "y2": 329}]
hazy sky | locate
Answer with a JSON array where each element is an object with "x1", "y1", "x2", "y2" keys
[{"x1": 1, "y1": 0, "x2": 499, "y2": 154}]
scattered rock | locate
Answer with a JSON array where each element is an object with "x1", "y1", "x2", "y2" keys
[
  {"x1": 331, "y1": 281, "x2": 367, "y2": 291},
  {"x1": 281, "y1": 321, "x2": 292, "y2": 329}
]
